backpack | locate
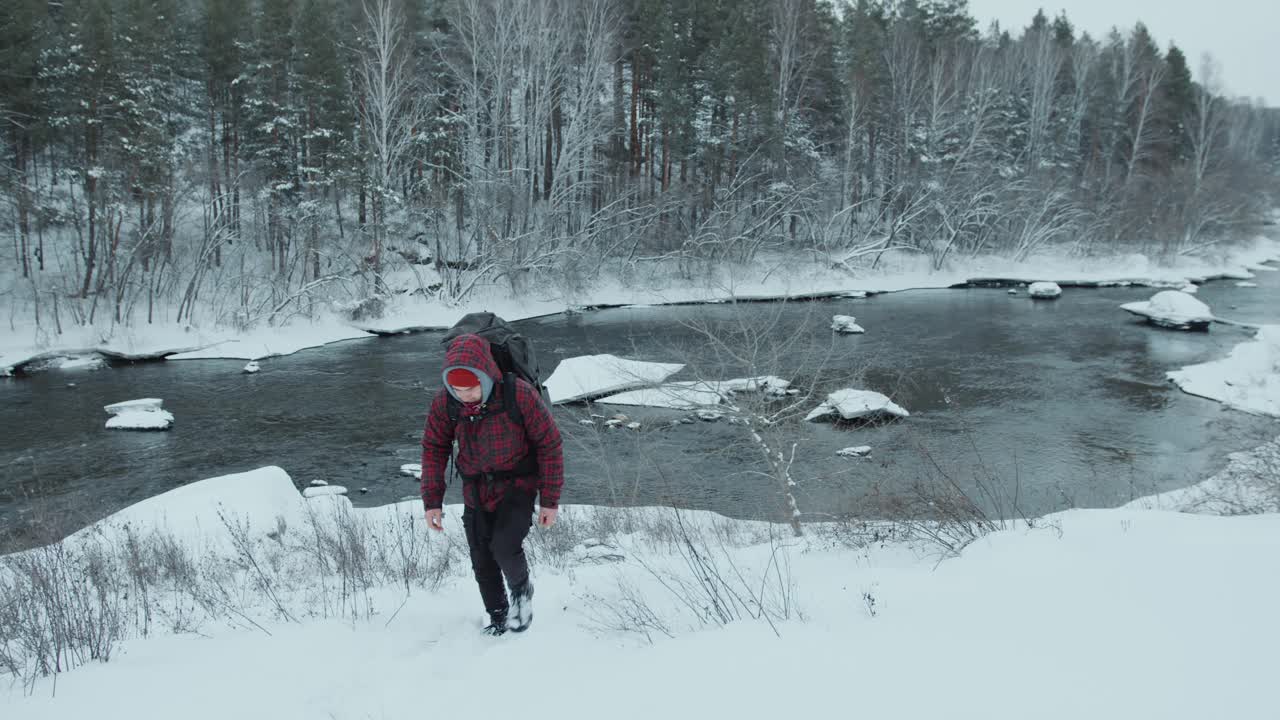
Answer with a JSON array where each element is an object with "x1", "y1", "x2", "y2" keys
[{"x1": 441, "y1": 312, "x2": 551, "y2": 428}]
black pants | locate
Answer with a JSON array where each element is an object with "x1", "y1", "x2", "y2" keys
[{"x1": 462, "y1": 489, "x2": 534, "y2": 618}]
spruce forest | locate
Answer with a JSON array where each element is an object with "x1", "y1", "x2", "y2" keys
[{"x1": 2, "y1": 0, "x2": 1277, "y2": 329}]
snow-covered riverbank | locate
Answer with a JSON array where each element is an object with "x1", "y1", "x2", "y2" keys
[
  {"x1": 2, "y1": 455, "x2": 1276, "y2": 719},
  {"x1": 4, "y1": 238, "x2": 1278, "y2": 375}
]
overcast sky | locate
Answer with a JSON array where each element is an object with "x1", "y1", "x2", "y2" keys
[{"x1": 965, "y1": 0, "x2": 1277, "y2": 106}]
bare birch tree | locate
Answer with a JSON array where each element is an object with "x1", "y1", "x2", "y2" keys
[
  {"x1": 356, "y1": 0, "x2": 424, "y2": 292},
  {"x1": 1062, "y1": 35, "x2": 1098, "y2": 166},
  {"x1": 772, "y1": 0, "x2": 817, "y2": 161},
  {"x1": 1023, "y1": 23, "x2": 1063, "y2": 171},
  {"x1": 1121, "y1": 29, "x2": 1165, "y2": 189},
  {"x1": 1188, "y1": 54, "x2": 1226, "y2": 191}
]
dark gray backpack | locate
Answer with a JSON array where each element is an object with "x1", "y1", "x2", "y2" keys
[{"x1": 441, "y1": 312, "x2": 551, "y2": 426}]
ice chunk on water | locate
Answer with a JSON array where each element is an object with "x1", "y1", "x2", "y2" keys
[
  {"x1": 545, "y1": 354, "x2": 684, "y2": 404},
  {"x1": 104, "y1": 398, "x2": 165, "y2": 415},
  {"x1": 806, "y1": 389, "x2": 909, "y2": 422},
  {"x1": 105, "y1": 409, "x2": 174, "y2": 430},
  {"x1": 832, "y1": 315, "x2": 865, "y2": 333},
  {"x1": 303, "y1": 485, "x2": 348, "y2": 498},
  {"x1": 1028, "y1": 281, "x2": 1062, "y2": 299}
]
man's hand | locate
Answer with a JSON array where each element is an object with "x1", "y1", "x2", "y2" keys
[
  {"x1": 425, "y1": 508, "x2": 444, "y2": 532},
  {"x1": 537, "y1": 507, "x2": 558, "y2": 528}
]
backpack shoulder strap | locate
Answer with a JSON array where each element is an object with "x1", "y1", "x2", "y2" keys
[
  {"x1": 445, "y1": 393, "x2": 461, "y2": 426},
  {"x1": 502, "y1": 372, "x2": 525, "y2": 428}
]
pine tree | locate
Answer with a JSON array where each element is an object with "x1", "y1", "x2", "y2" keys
[
  {"x1": 203, "y1": 0, "x2": 252, "y2": 258},
  {"x1": 1121, "y1": 23, "x2": 1166, "y2": 187},
  {"x1": 241, "y1": 0, "x2": 300, "y2": 274},
  {"x1": 0, "y1": 0, "x2": 49, "y2": 276},
  {"x1": 40, "y1": 0, "x2": 127, "y2": 299},
  {"x1": 1160, "y1": 44, "x2": 1195, "y2": 165},
  {"x1": 839, "y1": 0, "x2": 891, "y2": 203},
  {"x1": 118, "y1": 0, "x2": 186, "y2": 269},
  {"x1": 296, "y1": 0, "x2": 355, "y2": 279}
]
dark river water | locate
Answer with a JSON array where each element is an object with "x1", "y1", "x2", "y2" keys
[{"x1": 2, "y1": 262, "x2": 1278, "y2": 548}]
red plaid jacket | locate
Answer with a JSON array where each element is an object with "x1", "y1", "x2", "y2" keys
[{"x1": 420, "y1": 334, "x2": 564, "y2": 512}]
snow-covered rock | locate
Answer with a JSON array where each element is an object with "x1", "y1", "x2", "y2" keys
[
  {"x1": 545, "y1": 354, "x2": 684, "y2": 404},
  {"x1": 399, "y1": 464, "x2": 422, "y2": 479},
  {"x1": 1167, "y1": 325, "x2": 1280, "y2": 417},
  {"x1": 105, "y1": 409, "x2": 175, "y2": 431},
  {"x1": 104, "y1": 398, "x2": 165, "y2": 414},
  {"x1": 302, "y1": 485, "x2": 348, "y2": 498},
  {"x1": 1007, "y1": 289, "x2": 1018, "y2": 295},
  {"x1": 243, "y1": 360, "x2": 261, "y2": 373},
  {"x1": 601, "y1": 414, "x2": 641, "y2": 430},
  {"x1": 104, "y1": 397, "x2": 173, "y2": 430},
  {"x1": 308, "y1": 479, "x2": 329, "y2": 487},
  {"x1": 806, "y1": 389, "x2": 909, "y2": 423},
  {"x1": 1028, "y1": 281, "x2": 1062, "y2": 299},
  {"x1": 1180, "y1": 284, "x2": 1199, "y2": 294},
  {"x1": 1121, "y1": 291, "x2": 1214, "y2": 331},
  {"x1": 696, "y1": 410, "x2": 725, "y2": 422},
  {"x1": 837, "y1": 445, "x2": 872, "y2": 458},
  {"x1": 60, "y1": 466, "x2": 307, "y2": 552},
  {"x1": 832, "y1": 315, "x2": 865, "y2": 333}
]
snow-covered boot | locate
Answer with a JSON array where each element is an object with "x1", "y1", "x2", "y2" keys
[
  {"x1": 509, "y1": 581, "x2": 534, "y2": 633},
  {"x1": 482, "y1": 611, "x2": 508, "y2": 637}
]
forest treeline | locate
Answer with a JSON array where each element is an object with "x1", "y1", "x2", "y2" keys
[{"x1": 1, "y1": 0, "x2": 1276, "y2": 328}]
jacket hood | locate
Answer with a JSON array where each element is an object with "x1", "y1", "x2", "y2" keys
[{"x1": 442, "y1": 334, "x2": 500, "y2": 403}]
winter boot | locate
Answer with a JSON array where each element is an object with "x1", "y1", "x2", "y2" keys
[
  {"x1": 482, "y1": 611, "x2": 508, "y2": 637},
  {"x1": 509, "y1": 581, "x2": 534, "y2": 633}
]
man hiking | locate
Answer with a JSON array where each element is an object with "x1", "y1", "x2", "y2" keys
[{"x1": 420, "y1": 332, "x2": 564, "y2": 635}]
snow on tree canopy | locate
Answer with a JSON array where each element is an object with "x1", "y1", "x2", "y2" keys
[
  {"x1": 806, "y1": 389, "x2": 909, "y2": 422},
  {"x1": 1121, "y1": 291, "x2": 1214, "y2": 331}
]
